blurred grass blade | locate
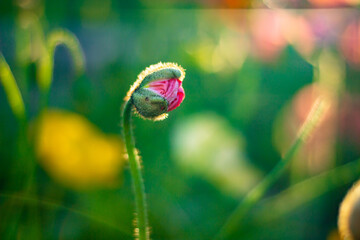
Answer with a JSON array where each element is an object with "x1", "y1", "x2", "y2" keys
[
  {"x1": 0, "y1": 53, "x2": 26, "y2": 121},
  {"x1": 253, "y1": 158, "x2": 360, "y2": 223},
  {"x1": 15, "y1": 12, "x2": 46, "y2": 66},
  {"x1": 0, "y1": 193, "x2": 131, "y2": 236},
  {"x1": 47, "y1": 29, "x2": 85, "y2": 76},
  {"x1": 37, "y1": 50, "x2": 52, "y2": 93},
  {"x1": 37, "y1": 29, "x2": 85, "y2": 92},
  {"x1": 214, "y1": 97, "x2": 329, "y2": 240}
]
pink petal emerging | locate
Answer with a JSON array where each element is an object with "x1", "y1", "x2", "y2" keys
[
  {"x1": 168, "y1": 85, "x2": 185, "y2": 112},
  {"x1": 146, "y1": 78, "x2": 185, "y2": 112}
]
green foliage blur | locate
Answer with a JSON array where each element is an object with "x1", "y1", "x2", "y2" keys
[{"x1": 1, "y1": 0, "x2": 360, "y2": 239}]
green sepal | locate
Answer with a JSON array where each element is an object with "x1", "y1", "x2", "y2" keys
[
  {"x1": 131, "y1": 88, "x2": 168, "y2": 119},
  {"x1": 140, "y1": 68, "x2": 182, "y2": 88}
]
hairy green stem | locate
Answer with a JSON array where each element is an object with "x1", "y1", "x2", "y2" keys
[
  {"x1": 122, "y1": 100, "x2": 149, "y2": 240},
  {"x1": 214, "y1": 98, "x2": 328, "y2": 240}
]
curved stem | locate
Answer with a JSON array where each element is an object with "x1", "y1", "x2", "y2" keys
[
  {"x1": 122, "y1": 100, "x2": 149, "y2": 240},
  {"x1": 214, "y1": 98, "x2": 328, "y2": 240}
]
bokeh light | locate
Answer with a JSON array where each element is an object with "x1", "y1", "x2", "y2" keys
[{"x1": 172, "y1": 113, "x2": 261, "y2": 197}]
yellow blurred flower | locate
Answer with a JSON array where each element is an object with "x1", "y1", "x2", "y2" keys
[{"x1": 35, "y1": 109, "x2": 125, "y2": 190}]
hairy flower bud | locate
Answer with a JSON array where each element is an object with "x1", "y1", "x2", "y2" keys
[{"x1": 126, "y1": 62, "x2": 185, "y2": 120}]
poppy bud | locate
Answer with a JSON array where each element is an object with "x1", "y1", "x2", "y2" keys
[{"x1": 126, "y1": 62, "x2": 185, "y2": 120}]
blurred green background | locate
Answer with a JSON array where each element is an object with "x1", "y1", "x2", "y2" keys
[{"x1": 1, "y1": 0, "x2": 360, "y2": 239}]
